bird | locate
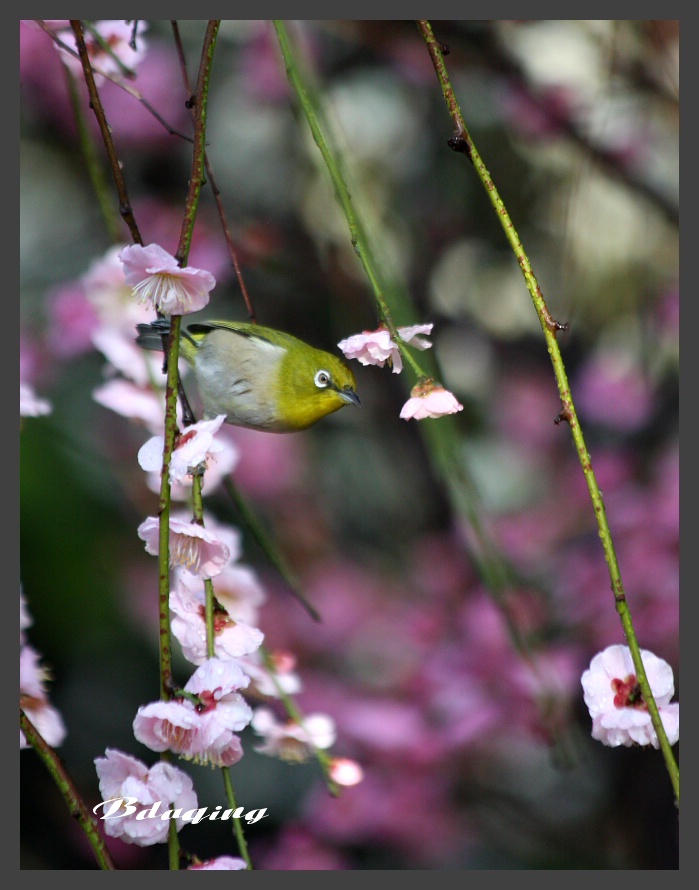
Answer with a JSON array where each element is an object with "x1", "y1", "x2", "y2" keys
[{"x1": 136, "y1": 318, "x2": 360, "y2": 432}]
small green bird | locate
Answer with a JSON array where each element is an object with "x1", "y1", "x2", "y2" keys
[{"x1": 136, "y1": 319, "x2": 360, "y2": 432}]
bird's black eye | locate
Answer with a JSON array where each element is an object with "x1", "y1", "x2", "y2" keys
[{"x1": 315, "y1": 370, "x2": 331, "y2": 388}]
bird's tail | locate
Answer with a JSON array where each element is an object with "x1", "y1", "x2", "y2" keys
[
  {"x1": 135, "y1": 319, "x2": 198, "y2": 363},
  {"x1": 135, "y1": 319, "x2": 169, "y2": 351}
]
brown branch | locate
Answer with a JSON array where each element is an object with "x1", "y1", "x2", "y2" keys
[{"x1": 69, "y1": 20, "x2": 143, "y2": 245}]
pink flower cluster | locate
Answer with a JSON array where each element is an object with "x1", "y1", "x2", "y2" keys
[
  {"x1": 338, "y1": 325, "x2": 464, "y2": 421},
  {"x1": 132, "y1": 658, "x2": 253, "y2": 767},
  {"x1": 75, "y1": 238, "x2": 344, "y2": 855},
  {"x1": 94, "y1": 749, "x2": 197, "y2": 846}
]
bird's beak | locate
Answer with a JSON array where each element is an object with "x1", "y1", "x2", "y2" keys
[{"x1": 338, "y1": 388, "x2": 361, "y2": 408}]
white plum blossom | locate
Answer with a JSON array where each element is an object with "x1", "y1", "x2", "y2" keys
[
  {"x1": 251, "y1": 706, "x2": 336, "y2": 762},
  {"x1": 169, "y1": 581, "x2": 264, "y2": 665},
  {"x1": 581, "y1": 644, "x2": 679, "y2": 748},
  {"x1": 137, "y1": 516, "x2": 231, "y2": 579},
  {"x1": 138, "y1": 415, "x2": 234, "y2": 484}
]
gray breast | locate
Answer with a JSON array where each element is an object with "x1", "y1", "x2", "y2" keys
[{"x1": 193, "y1": 329, "x2": 285, "y2": 430}]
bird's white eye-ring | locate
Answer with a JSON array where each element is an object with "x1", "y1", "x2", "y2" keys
[{"x1": 315, "y1": 370, "x2": 331, "y2": 389}]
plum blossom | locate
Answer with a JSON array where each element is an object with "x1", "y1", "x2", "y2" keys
[
  {"x1": 328, "y1": 757, "x2": 365, "y2": 787},
  {"x1": 141, "y1": 434, "x2": 239, "y2": 501},
  {"x1": 93, "y1": 379, "x2": 168, "y2": 433},
  {"x1": 82, "y1": 244, "x2": 156, "y2": 334},
  {"x1": 400, "y1": 380, "x2": 464, "y2": 420},
  {"x1": 186, "y1": 512, "x2": 243, "y2": 565},
  {"x1": 581, "y1": 644, "x2": 679, "y2": 748},
  {"x1": 131, "y1": 700, "x2": 203, "y2": 758},
  {"x1": 251, "y1": 706, "x2": 336, "y2": 762},
  {"x1": 20, "y1": 645, "x2": 67, "y2": 750},
  {"x1": 338, "y1": 323, "x2": 433, "y2": 374},
  {"x1": 169, "y1": 580, "x2": 264, "y2": 665},
  {"x1": 94, "y1": 749, "x2": 197, "y2": 846},
  {"x1": 92, "y1": 325, "x2": 167, "y2": 388},
  {"x1": 133, "y1": 658, "x2": 253, "y2": 767},
  {"x1": 239, "y1": 650, "x2": 302, "y2": 698},
  {"x1": 201, "y1": 562, "x2": 267, "y2": 628},
  {"x1": 138, "y1": 415, "x2": 236, "y2": 484},
  {"x1": 56, "y1": 20, "x2": 149, "y2": 81},
  {"x1": 118, "y1": 243, "x2": 216, "y2": 315},
  {"x1": 183, "y1": 658, "x2": 253, "y2": 767},
  {"x1": 137, "y1": 516, "x2": 231, "y2": 579}
]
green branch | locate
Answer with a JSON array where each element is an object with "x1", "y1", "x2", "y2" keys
[
  {"x1": 271, "y1": 20, "x2": 572, "y2": 740},
  {"x1": 20, "y1": 710, "x2": 116, "y2": 870},
  {"x1": 416, "y1": 19, "x2": 679, "y2": 803}
]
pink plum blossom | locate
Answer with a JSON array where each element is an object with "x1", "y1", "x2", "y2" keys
[
  {"x1": 338, "y1": 327, "x2": 397, "y2": 368},
  {"x1": 92, "y1": 325, "x2": 166, "y2": 388},
  {"x1": 93, "y1": 379, "x2": 167, "y2": 433},
  {"x1": 338, "y1": 323, "x2": 433, "y2": 373},
  {"x1": 400, "y1": 380, "x2": 463, "y2": 420},
  {"x1": 184, "y1": 658, "x2": 251, "y2": 721},
  {"x1": 184, "y1": 658, "x2": 253, "y2": 767},
  {"x1": 137, "y1": 516, "x2": 231, "y2": 579},
  {"x1": 251, "y1": 706, "x2": 336, "y2": 761},
  {"x1": 192, "y1": 724, "x2": 245, "y2": 768},
  {"x1": 132, "y1": 699, "x2": 203, "y2": 757},
  {"x1": 581, "y1": 644, "x2": 679, "y2": 748},
  {"x1": 20, "y1": 595, "x2": 66, "y2": 752},
  {"x1": 94, "y1": 748, "x2": 197, "y2": 846},
  {"x1": 46, "y1": 282, "x2": 99, "y2": 358},
  {"x1": 397, "y1": 324, "x2": 434, "y2": 349},
  {"x1": 169, "y1": 581, "x2": 264, "y2": 665},
  {"x1": 133, "y1": 661, "x2": 251, "y2": 767},
  {"x1": 118, "y1": 243, "x2": 216, "y2": 315},
  {"x1": 82, "y1": 245, "x2": 144, "y2": 325},
  {"x1": 186, "y1": 512, "x2": 243, "y2": 564}
]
